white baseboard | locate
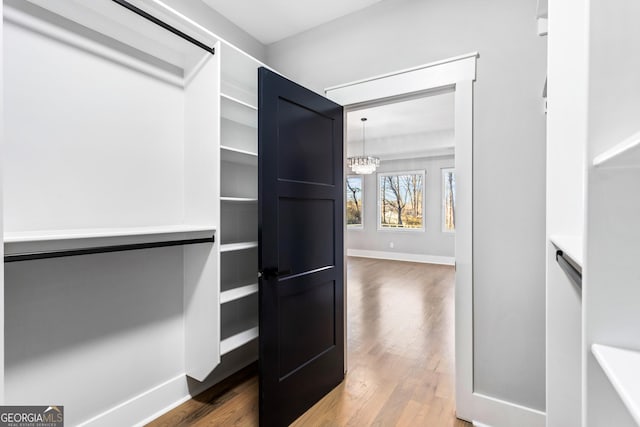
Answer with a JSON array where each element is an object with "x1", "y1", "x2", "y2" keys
[
  {"x1": 347, "y1": 249, "x2": 455, "y2": 266},
  {"x1": 78, "y1": 352, "x2": 258, "y2": 427},
  {"x1": 78, "y1": 374, "x2": 195, "y2": 427},
  {"x1": 464, "y1": 392, "x2": 546, "y2": 427}
]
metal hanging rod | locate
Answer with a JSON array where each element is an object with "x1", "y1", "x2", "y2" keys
[
  {"x1": 556, "y1": 250, "x2": 582, "y2": 289},
  {"x1": 112, "y1": 0, "x2": 216, "y2": 55},
  {"x1": 4, "y1": 235, "x2": 215, "y2": 263}
]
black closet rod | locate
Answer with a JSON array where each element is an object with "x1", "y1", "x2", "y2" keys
[
  {"x1": 4, "y1": 235, "x2": 215, "y2": 263},
  {"x1": 112, "y1": 0, "x2": 216, "y2": 54},
  {"x1": 556, "y1": 250, "x2": 582, "y2": 289}
]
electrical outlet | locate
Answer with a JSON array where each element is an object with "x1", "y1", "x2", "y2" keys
[{"x1": 389, "y1": 242, "x2": 394, "y2": 249}]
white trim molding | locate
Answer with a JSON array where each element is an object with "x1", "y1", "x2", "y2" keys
[
  {"x1": 347, "y1": 249, "x2": 454, "y2": 266},
  {"x1": 325, "y1": 52, "x2": 477, "y2": 107}
]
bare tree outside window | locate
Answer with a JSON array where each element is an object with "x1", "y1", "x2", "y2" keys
[
  {"x1": 442, "y1": 168, "x2": 456, "y2": 232},
  {"x1": 378, "y1": 171, "x2": 425, "y2": 230},
  {"x1": 346, "y1": 176, "x2": 363, "y2": 228}
]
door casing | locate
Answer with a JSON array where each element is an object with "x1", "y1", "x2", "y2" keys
[{"x1": 325, "y1": 53, "x2": 543, "y2": 427}]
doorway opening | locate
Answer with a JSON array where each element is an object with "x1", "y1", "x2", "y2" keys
[
  {"x1": 330, "y1": 89, "x2": 463, "y2": 425},
  {"x1": 325, "y1": 53, "x2": 476, "y2": 424}
]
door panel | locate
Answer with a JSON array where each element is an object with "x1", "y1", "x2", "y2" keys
[
  {"x1": 276, "y1": 97, "x2": 335, "y2": 185},
  {"x1": 258, "y1": 67, "x2": 344, "y2": 427},
  {"x1": 278, "y1": 198, "x2": 335, "y2": 274}
]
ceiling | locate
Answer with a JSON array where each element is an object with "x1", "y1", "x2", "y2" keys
[
  {"x1": 346, "y1": 92, "x2": 455, "y2": 159},
  {"x1": 202, "y1": 0, "x2": 383, "y2": 44}
]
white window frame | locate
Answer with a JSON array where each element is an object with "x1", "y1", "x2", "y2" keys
[
  {"x1": 441, "y1": 167, "x2": 456, "y2": 233},
  {"x1": 377, "y1": 170, "x2": 426, "y2": 232},
  {"x1": 346, "y1": 175, "x2": 364, "y2": 229}
]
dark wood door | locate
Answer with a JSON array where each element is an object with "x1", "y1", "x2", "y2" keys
[{"x1": 258, "y1": 67, "x2": 344, "y2": 426}]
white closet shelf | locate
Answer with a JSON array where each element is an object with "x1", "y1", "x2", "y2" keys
[
  {"x1": 220, "y1": 283, "x2": 259, "y2": 304},
  {"x1": 221, "y1": 146, "x2": 258, "y2": 166},
  {"x1": 220, "y1": 326, "x2": 259, "y2": 355},
  {"x1": 550, "y1": 234, "x2": 583, "y2": 267},
  {"x1": 221, "y1": 145, "x2": 257, "y2": 157},
  {"x1": 221, "y1": 96, "x2": 257, "y2": 129},
  {"x1": 593, "y1": 130, "x2": 640, "y2": 169},
  {"x1": 220, "y1": 241, "x2": 258, "y2": 252},
  {"x1": 220, "y1": 197, "x2": 258, "y2": 202},
  {"x1": 221, "y1": 93, "x2": 257, "y2": 111},
  {"x1": 4, "y1": 225, "x2": 216, "y2": 258},
  {"x1": 592, "y1": 344, "x2": 640, "y2": 425}
]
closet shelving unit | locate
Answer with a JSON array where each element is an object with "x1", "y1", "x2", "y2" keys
[
  {"x1": 3, "y1": 0, "x2": 221, "y2": 388},
  {"x1": 585, "y1": 128, "x2": 640, "y2": 427},
  {"x1": 217, "y1": 43, "x2": 266, "y2": 358},
  {"x1": 548, "y1": 1, "x2": 640, "y2": 425}
]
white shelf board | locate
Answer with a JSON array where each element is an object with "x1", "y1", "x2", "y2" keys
[
  {"x1": 4, "y1": 224, "x2": 216, "y2": 256},
  {"x1": 220, "y1": 326, "x2": 259, "y2": 355},
  {"x1": 550, "y1": 234, "x2": 584, "y2": 267},
  {"x1": 221, "y1": 96, "x2": 257, "y2": 129},
  {"x1": 221, "y1": 145, "x2": 258, "y2": 166},
  {"x1": 594, "y1": 130, "x2": 640, "y2": 169},
  {"x1": 220, "y1": 283, "x2": 259, "y2": 304},
  {"x1": 592, "y1": 344, "x2": 640, "y2": 425},
  {"x1": 219, "y1": 241, "x2": 258, "y2": 252},
  {"x1": 220, "y1": 93, "x2": 257, "y2": 111},
  {"x1": 220, "y1": 197, "x2": 258, "y2": 203},
  {"x1": 221, "y1": 145, "x2": 257, "y2": 157}
]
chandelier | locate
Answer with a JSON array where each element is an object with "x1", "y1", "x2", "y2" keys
[{"x1": 347, "y1": 117, "x2": 380, "y2": 174}]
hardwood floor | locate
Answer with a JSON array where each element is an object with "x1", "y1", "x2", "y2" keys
[{"x1": 148, "y1": 257, "x2": 470, "y2": 426}]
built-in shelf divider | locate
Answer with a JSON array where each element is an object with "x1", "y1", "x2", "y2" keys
[
  {"x1": 220, "y1": 92, "x2": 257, "y2": 110},
  {"x1": 593, "y1": 130, "x2": 640, "y2": 169},
  {"x1": 220, "y1": 197, "x2": 258, "y2": 202},
  {"x1": 220, "y1": 283, "x2": 259, "y2": 304},
  {"x1": 219, "y1": 241, "x2": 258, "y2": 252},
  {"x1": 592, "y1": 344, "x2": 640, "y2": 425},
  {"x1": 220, "y1": 145, "x2": 257, "y2": 157},
  {"x1": 220, "y1": 326, "x2": 259, "y2": 355}
]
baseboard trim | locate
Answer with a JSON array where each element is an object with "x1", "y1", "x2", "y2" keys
[
  {"x1": 78, "y1": 353, "x2": 258, "y2": 427},
  {"x1": 462, "y1": 392, "x2": 546, "y2": 427},
  {"x1": 347, "y1": 249, "x2": 455, "y2": 266},
  {"x1": 78, "y1": 374, "x2": 194, "y2": 427}
]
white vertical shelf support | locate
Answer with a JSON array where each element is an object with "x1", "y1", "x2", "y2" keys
[{"x1": 183, "y1": 42, "x2": 221, "y2": 382}]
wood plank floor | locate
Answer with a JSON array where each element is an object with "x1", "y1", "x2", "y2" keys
[{"x1": 148, "y1": 257, "x2": 471, "y2": 426}]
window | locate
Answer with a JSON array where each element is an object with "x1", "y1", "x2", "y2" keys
[
  {"x1": 442, "y1": 168, "x2": 456, "y2": 232},
  {"x1": 378, "y1": 171, "x2": 425, "y2": 231},
  {"x1": 346, "y1": 176, "x2": 363, "y2": 228}
]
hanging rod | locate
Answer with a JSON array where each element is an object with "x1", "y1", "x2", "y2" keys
[
  {"x1": 112, "y1": 0, "x2": 216, "y2": 55},
  {"x1": 556, "y1": 250, "x2": 582, "y2": 289},
  {"x1": 4, "y1": 235, "x2": 215, "y2": 263}
]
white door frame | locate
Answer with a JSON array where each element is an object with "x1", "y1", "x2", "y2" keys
[{"x1": 325, "y1": 53, "x2": 545, "y2": 427}]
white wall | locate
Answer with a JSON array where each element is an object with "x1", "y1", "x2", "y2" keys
[
  {"x1": 267, "y1": 0, "x2": 547, "y2": 411},
  {"x1": 348, "y1": 156, "x2": 455, "y2": 259}
]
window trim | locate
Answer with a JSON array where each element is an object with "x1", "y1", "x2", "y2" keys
[
  {"x1": 346, "y1": 175, "x2": 364, "y2": 230},
  {"x1": 441, "y1": 167, "x2": 456, "y2": 233},
  {"x1": 377, "y1": 170, "x2": 426, "y2": 232}
]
